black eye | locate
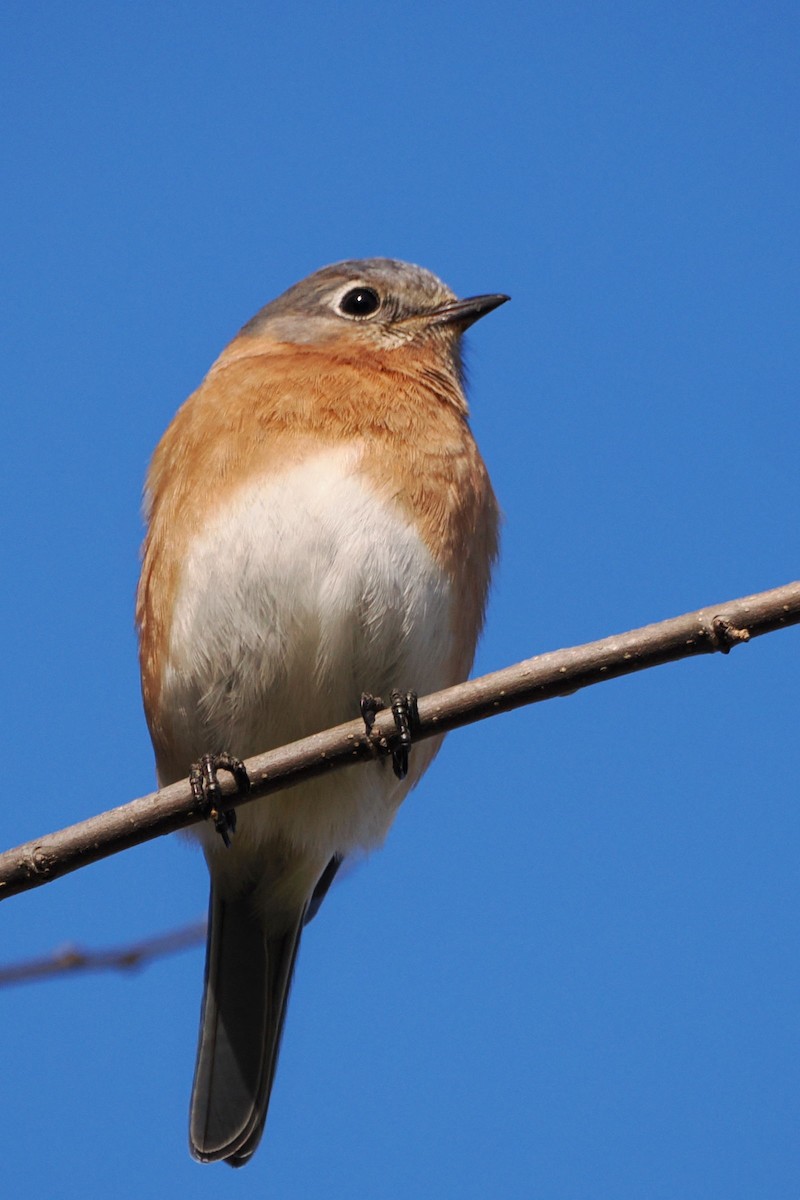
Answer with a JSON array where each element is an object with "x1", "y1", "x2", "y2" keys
[{"x1": 338, "y1": 286, "x2": 381, "y2": 318}]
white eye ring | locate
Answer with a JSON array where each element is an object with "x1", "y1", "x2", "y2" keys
[{"x1": 335, "y1": 283, "x2": 382, "y2": 319}]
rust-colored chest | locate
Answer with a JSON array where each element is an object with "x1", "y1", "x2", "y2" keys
[{"x1": 136, "y1": 336, "x2": 499, "y2": 748}]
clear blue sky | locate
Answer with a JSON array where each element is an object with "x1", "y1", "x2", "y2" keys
[{"x1": 2, "y1": 3, "x2": 798, "y2": 1197}]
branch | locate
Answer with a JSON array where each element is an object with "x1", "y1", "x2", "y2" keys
[
  {"x1": 1, "y1": 582, "x2": 798, "y2": 902},
  {"x1": 0, "y1": 921, "x2": 206, "y2": 986}
]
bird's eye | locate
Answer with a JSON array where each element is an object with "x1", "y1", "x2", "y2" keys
[{"x1": 338, "y1": 286, "x2": 381, "y2": 318}]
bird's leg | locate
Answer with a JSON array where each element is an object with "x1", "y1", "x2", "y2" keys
[
  {"x1": 359, "y1": 692, "x2": 384, "y2": 734},
  {"x1": 360, "y1": 690, "x2": 420, "y2": 781},
  {"x1": 189, "y1": 752, "x2": 251, "y2": 848},
  {"x1": 389, "y1": 690, "x2": 419, "y2": 780}
]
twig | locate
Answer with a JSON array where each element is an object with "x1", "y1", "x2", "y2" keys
[
  {"x1": 0, "y1": 921, "x2": 206, "y2": 986},
  {"x1": 1, "y1": 582, "x2": 797, "y2": 903}
]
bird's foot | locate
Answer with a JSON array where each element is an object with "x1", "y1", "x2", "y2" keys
[
  {"x1": 360, "y1": 690, "x2": 420, "y2": 781},
  {"x1": 189, "y1": 752, "x2": 250, "y2": 848},
  {"x1": 389, "y1": 690, "x2": 420, "y2": 780}
]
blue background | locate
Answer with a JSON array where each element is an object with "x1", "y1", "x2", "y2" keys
[{"x1": 2, "y1": 3, "x2": 798, "y2": 1196}]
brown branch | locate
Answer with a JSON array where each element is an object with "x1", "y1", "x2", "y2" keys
[
  {"x1": 1, "y1": 582, "x2": 798, "y2": 903},
  {"x1": 0, "y1": 920, "x2": 206, "y2": 986}
]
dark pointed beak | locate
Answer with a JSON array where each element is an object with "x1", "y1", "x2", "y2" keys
[{"x1": 425, "y1": 292, "x2": 510, "y2": 329}]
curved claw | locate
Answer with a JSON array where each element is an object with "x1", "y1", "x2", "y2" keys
[
  {"x1": 389, "y1": 690, "x2": 419, "y2": 780},
  {"x1": 359, "y1": 690, "x2": 420, "y2": 780},
  {"x1": 189, "y1": 752, "x2": 251, "y2": 847}
]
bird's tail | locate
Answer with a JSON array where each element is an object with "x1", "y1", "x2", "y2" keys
[{"x1": 189, "y1": 885, "x2": 306, "y2": 1167}]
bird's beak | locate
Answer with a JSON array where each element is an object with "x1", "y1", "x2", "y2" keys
[{"x1": 424, "y1": 293, "x2": 510, "y2": 330}]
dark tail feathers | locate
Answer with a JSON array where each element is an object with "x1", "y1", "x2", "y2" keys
[{"x1": 189, "y1": 887, "x2": 306, "y2": 1166}]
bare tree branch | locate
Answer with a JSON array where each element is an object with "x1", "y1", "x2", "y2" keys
[
  {"x1": 1, "y1": 582, "x2": 797, "y2": 903},
  {"x1": 0, "y1": 921, "x2": 206, "y2": 986}
]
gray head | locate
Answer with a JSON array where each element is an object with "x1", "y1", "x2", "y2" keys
[{"x1": 240, "y1": 258, "x2": 508, "y2": 351}]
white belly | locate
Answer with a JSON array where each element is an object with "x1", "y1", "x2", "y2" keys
[{"x1": 160, "y1": 444, "x2": 455, "y2": 859}]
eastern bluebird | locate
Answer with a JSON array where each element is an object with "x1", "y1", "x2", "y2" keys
[{"x1": 136, "y1": 259, "x2": 507, "y2": 1165}]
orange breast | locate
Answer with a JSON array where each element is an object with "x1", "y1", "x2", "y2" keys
[{"x1": 136, "y1": 334, "x2": 499, "y2": 759}]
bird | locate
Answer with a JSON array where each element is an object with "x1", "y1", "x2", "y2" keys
[{"x1": 136, "y1": 258, "x2": 507, "y2": 1166}]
